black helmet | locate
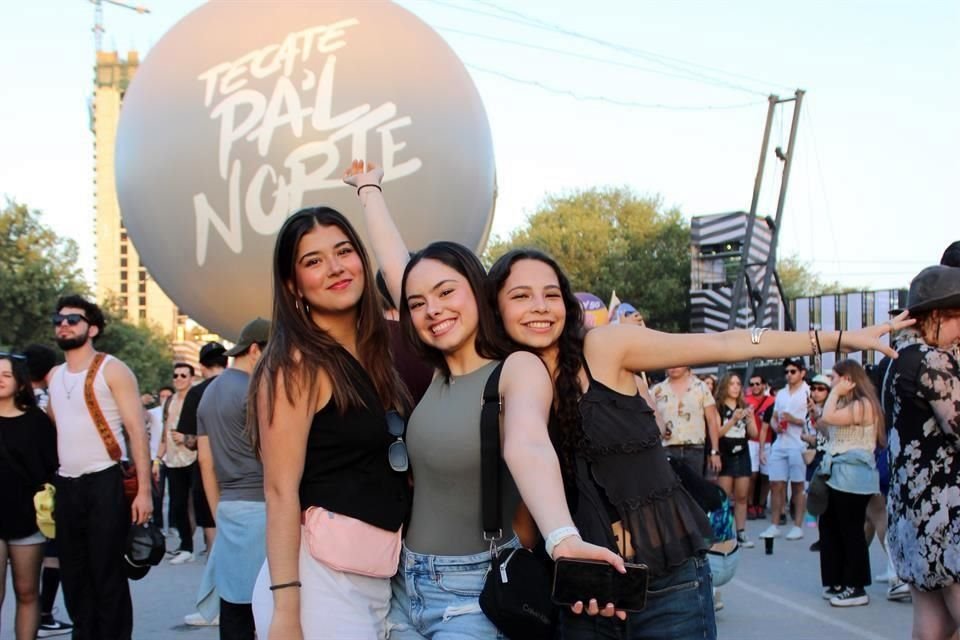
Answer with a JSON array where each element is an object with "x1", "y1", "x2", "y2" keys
[{"x1": 125, "y1": 523, "x2": 165, "y2": 580}]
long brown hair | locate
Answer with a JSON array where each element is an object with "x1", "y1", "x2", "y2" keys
[
  {"x1": 715, "y1": 373, "x2": 746, "y2": 410},
  {"x1": 832, "y1": 359, "x2": 886, "y2": 448},
  {"x1": 248, "y1": 207, "x2": 410, "y2": 453}
]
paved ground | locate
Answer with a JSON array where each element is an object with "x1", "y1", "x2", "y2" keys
[{"x1": 3, "y1": 518, "x2": 913, "y2": 639}]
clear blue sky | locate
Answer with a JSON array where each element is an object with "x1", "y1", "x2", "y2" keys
[{"x1": 2, "y1": 0, "x2": 956, "y2": 290}]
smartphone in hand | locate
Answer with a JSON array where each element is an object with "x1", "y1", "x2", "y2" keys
[{"x1": 551, "y1": 558, "x2": 649, "y2": 612}]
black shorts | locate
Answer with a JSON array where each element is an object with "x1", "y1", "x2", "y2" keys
[
  {"x1": 191, "y1": 464, "x2": 216, "y2": 529},
  {"x1": 719, "y1": 451, "x2": 751, "y2": 478}
]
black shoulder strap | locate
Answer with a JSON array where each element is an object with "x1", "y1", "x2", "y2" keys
[
  {"x1": 480, "y1": 362, "x2": 506, "y2": 541},
  {"x1": 580, "y1": 356, "x2": 595, "y2": 382}
]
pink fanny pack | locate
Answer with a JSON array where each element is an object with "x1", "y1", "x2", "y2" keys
[{"x1": 302, "y1": 506, "x2": 402, "y2": 578}]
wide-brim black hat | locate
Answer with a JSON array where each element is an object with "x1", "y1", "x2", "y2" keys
[{"x1": 907, "y1": 265, "x2": 960, "y2": 314}]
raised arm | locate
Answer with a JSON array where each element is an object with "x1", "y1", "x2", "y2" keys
[
  {"x1": 343, "y1": 160, "x2": 410, "y2": 307},
  {"x1": 821, "y1": 380, "x2": 871, "y2": 427},
  {"x1": 585, "y1": 313, "x2": 914, "y2": 376}
]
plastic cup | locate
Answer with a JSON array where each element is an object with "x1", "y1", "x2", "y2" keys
[{"x1": 764, "y1": 536, "x2": 774, "y2": 555}]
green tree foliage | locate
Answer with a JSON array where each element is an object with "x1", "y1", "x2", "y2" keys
[
  {"x1": 0, "y1": 199, "x2": 89, "y2": 349},
  {"x1": 484, "y1": 187, "x2": 691, "y2": 332},
  {"x1": 96, "y1": 298, "x2": 173, "y2": 395},
  {"x1": 1, "y1": 199, "x2": 172, "y2": 393},
  {"x1": 777, "y1": 254, "x2": 859, "y2": 300}
]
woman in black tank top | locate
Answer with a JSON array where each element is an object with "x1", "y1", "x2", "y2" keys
[
  {"x1": 487, "y1": 248, "x2": 911, "y2": 640},
  {"x1": 248, "y1": 208, "x2": 412, "y2": 640}
]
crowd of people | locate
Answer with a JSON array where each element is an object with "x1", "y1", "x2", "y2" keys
[{"x1": 0, "y1": 165, "x2": 956, "y2": 640}]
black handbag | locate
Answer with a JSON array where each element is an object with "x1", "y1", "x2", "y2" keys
[{"x1": 477, "y1": 363, "x2": 557, "y2": 640}]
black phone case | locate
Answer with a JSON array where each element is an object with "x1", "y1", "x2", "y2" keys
[
  {"x1": 551, "y1": 559, "x2": 650, "y2": 612},
  {"x1": 552, "y1": 558, "x2": 615, "y2": 607}
]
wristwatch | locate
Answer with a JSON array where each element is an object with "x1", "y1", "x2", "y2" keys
[{"x1": 709, "y1": 449, "x2": 720, "y2": 456}]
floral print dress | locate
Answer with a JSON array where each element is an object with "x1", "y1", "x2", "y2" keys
[{"x1": 884, "y1": 328, "x2": 960, "y2": 590}]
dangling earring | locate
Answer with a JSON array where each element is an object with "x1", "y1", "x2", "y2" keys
[
  {"x1": 301, "y1": 297, "x2": 310, "y2": 315},
  {"x1": 295, "y1": 298, "x2": 301, "y2": 313}
]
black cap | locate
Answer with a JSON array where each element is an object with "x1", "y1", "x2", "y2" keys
[
  {"x1": 782, "y1": 357, "x2": 806, "y2": 370},
  {"x1": 125, "y1": 523, "x2": 165, "y2": 580},
  {"x1": 198, "y1": 342, "x2": 226, "y2": 366}
]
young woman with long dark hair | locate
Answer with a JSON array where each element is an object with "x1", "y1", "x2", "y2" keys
[
  {"x1": 0, "y1": 353, "x2": 58, "y2": 640},
  {"x1": 486, "y1": 248, "x2": 910, "y2": 640},
  {"x1": 248, "y1": 207, "x2": 413, "y2": 640},
  {"x1": 344, "y1": 163, "x2": 625, "y2": 639},
  {"x1": 714, "y1": 373, "x2": 758, "y2": 549},
  {"x1": 818, "y1": 359, "x2": 884, "y2": 608}
]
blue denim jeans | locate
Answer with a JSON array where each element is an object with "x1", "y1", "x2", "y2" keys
[
  {"x1": 386, "y1": 538, "x2": 520, "y2": 639},
  {"x1": 556, "y1": 556, "x2": 716, "y2": 640}
]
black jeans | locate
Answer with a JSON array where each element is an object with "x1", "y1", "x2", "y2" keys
[
  {"x1": 220, "y1": 598, "x2": 255, "y2": 640},
  {"x1": 151, "y1": 463, "x2": 167, "y2": 529},
  {"x1": 54, "y1": 465, "x2": 132, "y2": 640},
  {"x1": 167, "y1": 463, "x2": 195, "y2": 553},
  {"x1": 819, "y1": 486, "x2": 872, "y2": 588}
]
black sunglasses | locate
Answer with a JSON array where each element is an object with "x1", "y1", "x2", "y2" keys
[
  {"x1": 811, "y1": 385, "x2": 830, "y2": 392},
  {"x1": 51, "y1": 313, "x2": 89, "y2": 327},
  {"x1": 172, "y1": 372, "x2": 190, "y2": 379},
  {"x1": 749, "y1": 381, "x2": 763, "y2": 386},
  {"x1": 784, "y1": 368, "x2": 800, "y2": 375},
  {"x1": 386, "y1": 411, "x2": 409, "y2": 473}
]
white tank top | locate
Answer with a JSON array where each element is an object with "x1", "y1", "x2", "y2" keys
[
  {"x1": 827, "y1": 422, "x2": 877, "y2": 456},
  {"x1": 49, "y1": 354, "x2": 127, "y2": 478}
]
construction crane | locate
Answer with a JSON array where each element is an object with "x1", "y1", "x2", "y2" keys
[{"x1": 90, "y1": 0, "x2": 151, "y2": 51}]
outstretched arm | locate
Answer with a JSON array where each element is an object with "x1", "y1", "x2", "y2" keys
[
  {"x1": 343, "y1": 160, "x2": 409, "y2": 308},
  {"x1": 586, "y1": 313, "x2": 914, "y2": 376}
]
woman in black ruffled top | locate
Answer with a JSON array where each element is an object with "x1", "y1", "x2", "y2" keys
[{"x1": 488, "y1": 249, "x2": 910, "y2": 640}]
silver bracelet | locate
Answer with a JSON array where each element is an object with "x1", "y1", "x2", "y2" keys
[
  {"x1": 750, "y1": 327, "x2": 770, "y2": 345},
  {"x1": 545, "y1": 526, "x2": 581, "y2": 560}
]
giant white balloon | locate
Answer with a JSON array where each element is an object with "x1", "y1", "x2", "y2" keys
[{"x1": 116, "y1": 1, "x2": 496, "y2": 338}]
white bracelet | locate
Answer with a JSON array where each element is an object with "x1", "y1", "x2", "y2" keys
[{"x1": 545, "y1": 526, "x2": 581, "y2": 560}]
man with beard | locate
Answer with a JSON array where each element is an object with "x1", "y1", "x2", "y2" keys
[{"x1": 46, "y1": 295, "x2": 152, "y2": 640}]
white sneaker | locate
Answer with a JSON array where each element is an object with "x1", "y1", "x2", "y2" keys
[
  {"x1": 887, "y1": 581, "x2": 911, "y2": 602},
  {"x1": 874, "y1": 570, "x2": 895, "y2": 583},
  {"x1": 736, "y1": 531, "x2": 755, "y2": 549},
  {"x1": 169, "y1": 550, "x2": 194, "y2": 565},
  {"x1": 759, "y1": 525, "x2": 781, "y2": 539},
  {"x1": 184, "y1": 612, "x2": 219, "y2": 626},
  {"x1": 785, "y1": 526, "x2": 804, "y2": 540}
]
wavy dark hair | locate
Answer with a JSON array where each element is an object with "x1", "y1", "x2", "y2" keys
[
  {"x1": 248, "y1": 207, "x2": 410, "y2": 453},
  {"x1": 0, "y1": 355, "x2": 37, "y2": 412},
  {"x1": 487, "y1": 249, "x2": 586, "y2": 476},
  {"x1": 832, "y1": 359, "x2": 887, "y2": 448},
  {"x1": 715, "y1": 373, "x2": 746, "y2": 410},
  {"x1": 399, "y1": 241, "x2": 509, "y2": 379}
]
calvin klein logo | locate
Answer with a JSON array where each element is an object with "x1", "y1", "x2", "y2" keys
[{"x1": 522, "y1": 603, "x2": 551, "y2": 625}]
